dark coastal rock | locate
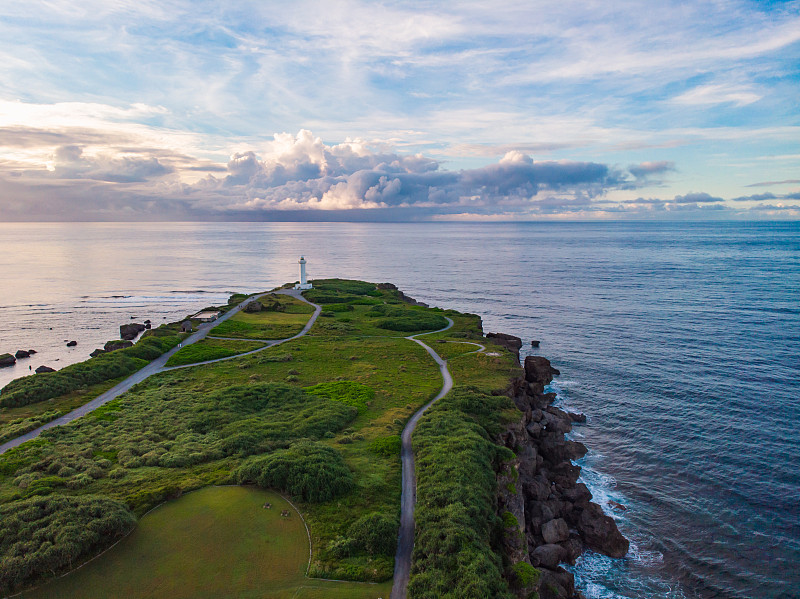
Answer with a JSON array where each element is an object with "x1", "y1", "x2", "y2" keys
[
  {"x1": 27, "y1": 349, "x2": 37, "y2": 354},
  {"x1": 243, "y1": 300, "x2": 263, "y2": 313},
  {"x1": 577, "y1": 503, "x2": 629, "y2": 558},
  {"x1": 524, "y1": 355, "x2": 560, "y2": 386},
  {"x1": 0, "y1": 353, "x2": 16, "y2": 367},
  {"x1": 568, "y1": 412, "x2": 587, "y2": 423},
  {"x1": 531, "y1": 339, "x2": 540, "y2": 347},
  {"x1": 35, "y1": 365, "x2": 56, "y2": 373},
  {"x1": 120, "y1": 323, "x2": 146, "y2": 340},
  {"x1": 559, "y1": 535, "x2": 584, "y2": 565},
  {"x1": 145, "y1": 322, "x2": 151, "y2": 329},
  {"x1": 15, "y1": 350, "x2": 30, "y2": 359},
  {"x1": 66, "y1": 340, "x2": 77, "y2": 347},
  {"x1": 487, "y1": 332, "x2": 523, "y2": 354},
  {"x1": 538, "y1": 567, "x2": 576, "y2": 599},
  {"x1": 542, "y1": 518, "x2": 570, "y2": 544},
  {"x1": 104, "y1": 340, "x2": 133, "y2": 352},
  {"x1": 90, "y1": 349, "x2": 106, "y2": 358},
  {"x1": 532, "y1": 544, "x2": 565, "y2": 569}
]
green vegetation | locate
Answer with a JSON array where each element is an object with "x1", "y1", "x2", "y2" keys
[
  {"x1": 165, "y1": 339, "x2": 266, "y2": 367},
  {"x1": 511, "y1": 561, "x2": 541, "y2": 588},
  {"x1": 364, "y1": 303, "x2": 448, "y2": 333},
  {"x1": 0, "y1": 279, "x2": 525, "y2": 595},
  {"x1": 0, "y1": 410, "x2": 62, "y2": 444},
  {"x1": 304, "y1": 381, "x2": 375, "y2": 414},
  {"x1": 408, "y1": 387, "x2": 520, "y2": 599},
  {"x1": 0, "y1": 495, "x2": 135, "y2": 596},
  {"x1": 236, "y1": 440, "x2": 354, "y2": 502},
  {"x1": 20, "y1": 486, "x2": 392, "y2": 599},
  {"x1": 0, "y1": 335, "x2": 182, "y2": 408},
  {"x1": 210, "y1": 294, "x2": 315, "y2": 340}
]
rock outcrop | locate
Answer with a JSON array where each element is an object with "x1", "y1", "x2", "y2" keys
[
  {"x1": 243, "y1": 300, "x2": 263, "y2": 313},
  {"x1": 120, "y1": 323, "x2": 146, "y2": 340},
  {"x1": 487, "y1": 332, "x2": 523, "y2": 356},
  {"x1": 0, "y1": 353, "x2": 16, "y2": 367},
  {"x1": 496, "y1": 350, "x2": 629, "y2": 598},
  {"x1": 104, "y1": 340, "x2": 133, "y2": 352},
  {"x1": 35, "y1": 365, "x2": 56, "y2": 373},
  {"x1": 14, "y1": 350, "x2": 30, "y2": 359}
]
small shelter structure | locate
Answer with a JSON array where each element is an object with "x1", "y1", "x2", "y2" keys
[
  {"x1": 181, "y1": 320, "x2": 193, "y2": 332},
  {"x1": 192, "y1": 310, "x2": 221, "y2": 323}
]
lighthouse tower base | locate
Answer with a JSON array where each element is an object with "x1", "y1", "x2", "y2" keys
[{"x1": 294, "y1": 282, "x2": 313, "y2": 290}]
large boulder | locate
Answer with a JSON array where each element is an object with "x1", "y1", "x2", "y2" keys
[
  {"x1": 524, "y1": 356, "x2": 560, "y2": 386},
  {"x1": 120, "y1": 323, "x2": 146, "y2": 341},
  {"x1": 486, "y1": 332, "x2": 523, "y2": 353},
  {"x1": 243, "y1": 300, "x2": 263, "y2": 313},
  {"x1": 14, "y1": 350, "x2": 30, "y2": 359},
  {"x1": 66, "y1": 340, "x2": 77, "y2": 347},
  {"x1": 104, "y1": 340, "x2": 133, "y2": 352},
  {"x1": 541, "y1": 518, "x2": 569, "y2": 544},
  {"x1": 538, "y1": 566, "x2": 576, "y2": 599},
  {"x1": 577, "y1": 503, "x2": 629, "y2": 558},
  {"x1": 0, "y1": 353, "x2": 16, "y2": 367},
  {"x1": 531, "y1": 544, "x2": 565, "y2": 569},
  {"x1": 35, "y1": 365, "x2": 56, "y2": 373}
]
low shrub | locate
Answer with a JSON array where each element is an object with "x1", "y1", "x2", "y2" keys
[
  {"x1": 304, "y1": 381, "x2": 374, "y2": 414},
  {"x1": 0, "y1": 495, "x2": 136, "y2": 595},
  {"x1": 235, "y1": 440, "x2": 354, "y2": 502},
  {"x1": 369, "y1": 435, "x2": 401, "y2": 457}
]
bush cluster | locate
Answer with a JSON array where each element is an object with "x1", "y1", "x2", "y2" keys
[
  {"x1": 0, "y1": 336, "x2": 181, "y2": 408},
  {"x1": 0, "y1": 495, "x2": 135, "y2": 595},
  {"x1": 408, "y1": 387, "x2": 518, "y2": 599},
  {"x1": 235, "y1": 440, "x2": 354, "y2": 502},
  {"x1": 365, "y1": 304, "x2": 448, "y2": 333}
]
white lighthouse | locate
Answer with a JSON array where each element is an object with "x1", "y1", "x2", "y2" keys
[{"x1": 294, "y1": 256, "x2": 313, "y2": 290}]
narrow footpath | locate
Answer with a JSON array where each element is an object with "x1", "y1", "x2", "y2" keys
[
  {"x1": 390, "y1": 317, "x2": 454, "y2": 599},
  {"x1": 0, "y1": 289, "x2": 320, "y2": 455}
]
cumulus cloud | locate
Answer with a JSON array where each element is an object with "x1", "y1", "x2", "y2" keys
[
  {"x1": 628, "y1": 161, "x2": 675, "y2": 179},
  {"x1": 672, "y1": 192, "x2": 724, "y2": 203}
]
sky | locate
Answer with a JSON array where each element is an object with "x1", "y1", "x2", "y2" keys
[{"x1": 0, "y1": 0, "x2": 798, "y2": 221}]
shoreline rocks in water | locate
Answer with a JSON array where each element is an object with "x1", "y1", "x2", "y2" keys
[
  {"x1": 0, "y1": 353, "x2": 16, "y2": 367},
  {"x1": 35, "y1": 365, "x2": 56, "y2": 373},
  {"x1": 120, "y1": 323, "x2": 146, "y2": 341},
  {"x1": 14, "y1": 350, "x2": 31, "y2": 359},
  {"x1": 495, "y1": 343, "x2": 629, "y2": 599}
]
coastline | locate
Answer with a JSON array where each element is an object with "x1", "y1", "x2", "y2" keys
[{"x1": 491, "y1": 335, "x2": 629, "y2": 599}]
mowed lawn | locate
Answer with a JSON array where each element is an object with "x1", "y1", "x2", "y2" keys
[
  {"x1": 210, "y1": 295, "x2": 316, "y2": 340},
  {"x1": 21, "y1": 486, "x2": 392, "y2": 599}
]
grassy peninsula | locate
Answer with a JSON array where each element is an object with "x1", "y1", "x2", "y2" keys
[{"x1": 0, "y1": 279, "x2": 526, "y2": 599}]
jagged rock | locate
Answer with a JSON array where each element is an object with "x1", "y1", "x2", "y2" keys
[
  {"x1": 66, "y1": 340, "x2": 77, "y2": 347},
  {"x1": 243, "y1": 300, "x2": 263, "y2": 313},
  {"x1": 120, "y1": 323, "x2": 146, "y2": 340},
  {"x1": 577, "y1": 503, "x2": 629, "y2": 558},
  {"x1": 542, "y1": 518, "x2": 569, "y2": 544},
  {"x1": 15, "y1": 350, "x2": 30, "y2": 359},
  {"x1": 538, "y1": 567, "x2": 576, "y2": 599},
  {"x1": 487, "y1": 332, "x2": 523, "y2": 353},
  {"x1": 104, "y1": 340, "x2": 133, "y2": 352},
  {"x1": 35, "y1": 365, "x2": 56, "y2": 373},
  {"x1": 145, "y1": 322, "x2": 151, "y2": 329},
  {"x1": 568, "y1": 412, "x2": 587, "y2": 423},
  {"x1": 532, "y1": 544, "x2": 565, "y2": 569},
  {"x1": 559, "y1": 535, "x2": 584, "y2": 565},
  {"x1": 524, "y1": 355, "x2": 560, "y2": 386},
  {"x1": 561, "y1": 482, "x2": 592, "y2": 507},
  {"x1": 0, "y1": 353, "x2": 16, "y2": 367},
  {"x1": 90, "y1": 349, "x2": 106, "y2": 358},
  {"x1": 27, "y1": 349, "x2": 37, "y2": 354}
]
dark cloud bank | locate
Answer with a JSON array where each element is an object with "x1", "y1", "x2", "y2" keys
[{"x1": 1, "y1": 130, "x2": 797, "y2": 220}]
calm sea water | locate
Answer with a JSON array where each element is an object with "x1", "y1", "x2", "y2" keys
[{"x1": 0, "y1": 221, "x2": 798, "y2": 598}]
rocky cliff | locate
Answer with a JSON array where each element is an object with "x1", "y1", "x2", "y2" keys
[{"x1": 495, "y1": 339, "x2": 629, "y2": 599}]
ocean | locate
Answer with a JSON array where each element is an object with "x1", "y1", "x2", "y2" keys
[{"x1": 0, "y1": 221, "x2": 798, "y2": 598}]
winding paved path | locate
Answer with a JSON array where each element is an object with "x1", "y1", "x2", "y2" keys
[
  {"x1": 390, "y1": 317, "x2": 454, "y2": 599},
  {"x1": 0, "y1": 289, "x2": 321, "y2": 455}
]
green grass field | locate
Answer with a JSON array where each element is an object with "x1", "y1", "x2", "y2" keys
[
  {"x1": 210, "y1": 294, "x2": 315, "y2": 340},
  {"x1": 165, "y1": 338, "x2": 267, "y2": 367},
  {"x1": 21, "y1": 486, "x2": 391, "y2": 599}
]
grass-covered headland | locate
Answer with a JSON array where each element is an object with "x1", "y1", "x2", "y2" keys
[{"x1": 0, "y1": 279, "x2": 526, "y2": 598}]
